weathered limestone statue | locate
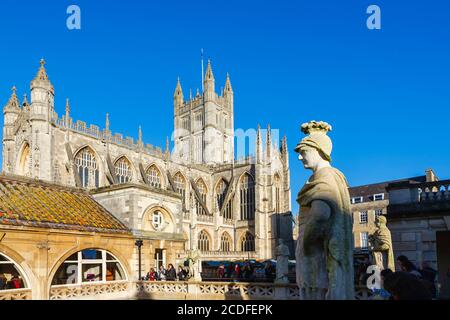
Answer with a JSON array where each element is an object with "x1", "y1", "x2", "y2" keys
[
  {"x1": 295, "y1": 121, "x2": 354, "y2": 300},
  {"x1": 186, "y1": 249, "x2": 202, "y2": 281},
  {"x1": 369, "y1": 216, "x2": 395, "y2": 271},
  {"x1": 275, "y1": 239, "x2": 290, "y2": 284}
]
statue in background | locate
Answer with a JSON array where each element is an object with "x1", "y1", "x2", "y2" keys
[
  {"x1": 369, "y1": 215, "x2": 395, "y2": 271},
  {"x1": 275, "y1": 239, "x2": 290, "y2": 284},
  {"x1": 295, "y1": 121, "x2": 354, "y2": 300}
]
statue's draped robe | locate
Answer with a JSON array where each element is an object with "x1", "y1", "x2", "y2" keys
[
  {"x1": 276, "y1": 244, "x2": 290, "y2": 283},
  {"x1": 372, "y1": 227, "x2": 395, "y2": 271},
  {"x1": 296, "y1": 167, "x2": 354, "y2": 300}
]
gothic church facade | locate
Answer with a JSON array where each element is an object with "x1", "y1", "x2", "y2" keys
[{"x1": 1, "y1": 59, "x2": 292, "y2": 269}]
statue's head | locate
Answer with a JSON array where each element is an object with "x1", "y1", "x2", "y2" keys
[
  {"x1": 278, "y1": 238, "x2": 284, "y2": 246},
  {"x1": 295, "y1": 121, "x2": 332, "y2": 170},
  {"x1": 375, "y1": 215, "x2": 387, "y2": 228}
]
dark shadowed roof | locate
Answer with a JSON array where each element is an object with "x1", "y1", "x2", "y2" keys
[
  {"x1": 349, "y1": 175, "x2": 426, "y2": 200},
  {"x1": 0, "y1": 174, "x2": 130, "y2": 234}
]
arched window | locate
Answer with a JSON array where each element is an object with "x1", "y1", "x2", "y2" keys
[
  {"x1": 0, "y1": 252, "x2": 28, "y2": 290},
  {"x1": 216, "y1": 179, "x2": 232, "y2": 220},
  {"x1": 114, "y1": 157, "x2": 133, "y2": 184},
  {"x1": 240, "y1": 232, "x2": 255, "y2": 252},
  {"x1": 239, "y1": 173, "x2": 255, "y2": 220},
  {"x1": 146, "y1": 165, "x2": 162, "y2": 189},
  {"x1": 220, "y1": 232, "x2": 232, "y2": 252},
  {"x1": 51, "y1": 249, "x2": 126, "y2": 285},
  {"x1": 196, "y1": 179, "x2": 208, "y2": 216},
  {"x1": 173, "y1": 172, "x2": 186, "y2": 201},
  {"x1": 74, "y1": 147, "x2": 99, "y2": 188},
  {"x1": 197, "y1": 230, "x2": 210, "y2": 252},
  {"x1": 274, "y1": 174, "x2": 281, "y2": 213},
  {"x1": 18, "y1": 143, "x2": 31, "y2": 177},
  {"x1": 152, "y1": 210, "x2": 164, "y2": 231}
]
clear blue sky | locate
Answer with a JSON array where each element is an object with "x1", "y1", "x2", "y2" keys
[{"x1": 1, "y1": 0, "x2": 449, "y2": 215}]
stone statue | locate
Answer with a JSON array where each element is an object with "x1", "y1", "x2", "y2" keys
[
  {"x1": 369, "y1": 216, "x2": 395, "y2": 271},
  {"x1": 295, "y1": 121, "x2": 354, "y2": 300},
  {"x1": 275, "y1": 239, "x2": 290, "y2": 284},
  {"x1": 186, "y1": 249, "x2": 202, "y2": 281}
]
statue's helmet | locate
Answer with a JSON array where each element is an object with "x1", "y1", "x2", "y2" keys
[
  {"x1": 376, "y1": 215, "x2": 387, "y2": 225},
  {"x1": 294, "y1": 120, "x2": 333, "y2": 162}
]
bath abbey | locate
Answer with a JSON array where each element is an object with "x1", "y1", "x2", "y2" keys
[{"x1": 0, "y1": 59, "x2": 293, "y2": 299}]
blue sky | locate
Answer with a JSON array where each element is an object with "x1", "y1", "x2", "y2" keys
[{"x1": 1, "y1": 0, "x2": 449, "y2": 215}]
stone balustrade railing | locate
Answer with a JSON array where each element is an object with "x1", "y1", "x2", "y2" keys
[
  {"x1": 49, "y1": 280, "x2": 129, "y2": 300},
  {"x1": 53, "y1": 117, "x2": 164, "y2": 157},
  {"x1": 0, "y1": 288, "x2": 32, "y2": 300},
  {"x1": 200, "y1": 251, "x2": 257, "y2": 259},
  {"x1": 197, "y1": 214, "x2": 215, "y2": 223},
  {"x1": 3, "y1": 281, "x2": 373, "y2": 300},
  {"x1": 133, "y1": 281, "x2": 374, "y2": 300},
  {"x1": 418, "y1": 180, "x2": 450, "y2": 202}
]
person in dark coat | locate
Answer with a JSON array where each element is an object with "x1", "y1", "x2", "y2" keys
[{"x1": 166, "y1": 264, "x2": 177, "y2": 281}]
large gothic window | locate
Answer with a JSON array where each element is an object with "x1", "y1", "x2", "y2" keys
[
  {"x1": 18, "y1": 143, "x2": 31, "y2": 177},
  {"x1": 216, "y1": 179, "x2": 232, "y2": 220},
  {"x1": 196, "y1": 179, "x2": 208, "y2": 216},
  {"x1": 240, "y1": 232, "x2": 255, "y2": 252},
  {"x1": 220, "y1": 232, "x2": 232, "y2": 252},
  {"x1": 274, "y1": 174, "x2": 281, "y2": 214},
  {"x1": 51, "y1": 249, "x2": 126, "y2": 285},
  {"x1": 114, "y1": 157, "x2": 133, "y2": 184},
  {"x1": 173, "y1": 172, "x2": 186, "y2": 204},
  {"x1": 74, "y1": 147, "x2": 99, "y2": 188},
  {"x1": 197, "y1": 230, "x2": 210, "y2": 252},
  {"x1": 239, "y1": 173, "x2": 255, "y2": 220},
  {"x1": 146, "y1": 165, "x2": 162, "y2": 189},
  {"x1": 0, "y1": 252, "x2": 28, "y2": 290}
]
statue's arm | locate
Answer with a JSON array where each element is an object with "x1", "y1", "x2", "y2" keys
[{"x1": 303, "y1": 200, "x2": 331, "y2": 244}]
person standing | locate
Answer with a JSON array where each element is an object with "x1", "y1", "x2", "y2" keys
[
  {"x1": 166, "y1": 264, "x2": 176, "y2": 281},
  {"x1": 158, "y1": 265, "x2": 167, "y2": 281}
]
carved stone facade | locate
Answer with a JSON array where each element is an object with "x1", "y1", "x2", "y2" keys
[{"x1": 1, "y1": 60, "x2": 293, "y2": 266}]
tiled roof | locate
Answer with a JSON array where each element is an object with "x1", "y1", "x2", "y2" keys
[
  {"x1": 0, "y1": 175, "x2": 130, "y2": 234},
  {"x1": 349, "y1": 175, "x2": 426, "y2": 201}
]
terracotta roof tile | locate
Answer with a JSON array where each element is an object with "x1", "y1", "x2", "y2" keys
[{"x1": 0, "y1": 175, "x2": 130, "y2": 234}]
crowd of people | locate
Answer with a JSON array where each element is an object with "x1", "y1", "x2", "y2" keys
[
  {"x1": 213, "y1": 261, "x2": 277, "y2": 282},
  {"x1": 143, "y1": 264, "x2": 189, "y2": 281},
  {"x1": 367, "y1": 255, "x2": 438, "y2": 300}
]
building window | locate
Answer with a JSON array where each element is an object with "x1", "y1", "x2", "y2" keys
[
  {"x1": 351, "y1": 197, "x2": 363, "y2": 204},
  {"x1": 18, "y1": 143, "x2": 32, "y2": 177},
  {"x1": 154, "y1": 249, "x2": 165, "y2": 269},
  {"x1": 220, "y1": 233, "x2": 232, "y2": 252},
  {"x1": 51, "y1": 249, "x2": 126, "y2": 285},
  {"x1": 181, "y1": 117, "x2": 189, "y2": 131},
  {"x1": 74, "y1": 147, "x2": 99, "y2": 188},
  {"x1": 0, "y1": 253, "x2": 28, "y2": 290},
  {"x1": 198, "y1": 230, "x2": 210, "y2": 252},
  {"x1": 275, "y1": 174, "x2": 281, "y2": 213},
  {"x1": 196, "y1": 179, "x2": 208, "y2": 216},
  {"x1": 241, "y1": 232, "x2": 255, "y2": 252},
  {"x1": 194, "y1": 135, "x2": 202, "y2": 163},
  {"x1": 216, "y1": 179, "x2": 232, "y2": 220},
  {"x1": 146, "y1": 165, "x2": 162, "y2": 189},
  {"x1": 359, "y1": 211, "x2": 368, "y2": 224},
  {"x1": 152, "y1": 210, "x2": 164, "y2": 231},
  {"x1": 239, "y1": 173, "x2": 255, "y2": 220},
  {"x1": 114, "y1": 157, "x2": 133, "y2": 184},
  {"x1": 194, "y1": 112, "x2": 203, "y2": 131},
  {"x1": 360, "y1": 232, "x2": 369, "y2": 249},
  {"x1": 375, "y1": 209, "x2": 383, "y2": 217},
  {"x1": 173, "y1": 172, "x2": 186, "y2": 204},
  {"x1": 373, "y1": 193, "x2": 385, "y2": 201}
]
